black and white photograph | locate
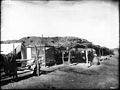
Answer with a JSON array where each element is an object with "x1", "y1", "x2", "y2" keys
[{"x1": 0, "y1": 0, "x2": 119, "y2": 89}]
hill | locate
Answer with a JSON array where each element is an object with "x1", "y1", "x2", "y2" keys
[
  {"x1": 1, "y1": 36, "x2": 91, "y2": 47},
  {"x1": 1, "y1": 36, "x2": 114, "y2": 56}
]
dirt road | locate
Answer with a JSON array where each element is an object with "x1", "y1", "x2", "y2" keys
[{"x1": 1, "y1": 55, "x2": 119, "y2": 89}]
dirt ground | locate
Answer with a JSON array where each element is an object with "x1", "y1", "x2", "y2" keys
[{"x1": 1, "y1": 54, "x2": 119, "y2": 89}]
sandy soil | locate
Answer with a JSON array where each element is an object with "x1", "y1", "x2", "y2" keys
[{"x1": 1, "y1": 54, "x2": 119, "y2": 89}]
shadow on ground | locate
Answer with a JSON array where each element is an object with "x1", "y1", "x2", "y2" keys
[{"x1": 1, "y1": 70, "x2": 54, "y2": 86}]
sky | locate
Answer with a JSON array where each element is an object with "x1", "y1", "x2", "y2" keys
[{"x1": 1, "y1": 0, "x2": 119, "y2": 49}]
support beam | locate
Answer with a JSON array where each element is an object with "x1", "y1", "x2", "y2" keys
[
  {"x1": 35, "y1": 45, "x2": 40, "y2": 76},
  {"x1": 43, "y1": 47, "x2": 46, "y2": 66},
  {"x1": 21, "y1": 51, "x2": 24, "y2": 59},
  {"x1": 62, "y1": 51, "x2": 64, "y2": 64},
  {"x1": 68, "y1": 50, "x2": 71, "y2": 64},
  {"x1": 36, "y1": 58, "x2": 39, "y2": 76},
  {"x1": 101, "y1": 48, "x2": 103, "y2": 56},
  {"x1": 85, "y1": 50, "x2": 88, "y2": 64},
  {"x1": 99, "y1": 48, "x2": 101, "y2": 57}
]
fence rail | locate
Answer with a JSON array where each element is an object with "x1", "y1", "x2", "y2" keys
[{"x1": 16, "y1": 58, "x2": 35, "y2": 62}]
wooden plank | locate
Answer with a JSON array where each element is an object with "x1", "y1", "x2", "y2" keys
[
  {"x1": 62, "y1": 51, "x2": 64, "y2": 64},
  {"x1": 68, "y1": 50, "x2": 71, "y2": 64},
  {"x1": 16, "y1": 59, "x2": 34, "y2": 62},
  {"x1": 86, "y1": 50, "x2": 88, "y2": 64}
]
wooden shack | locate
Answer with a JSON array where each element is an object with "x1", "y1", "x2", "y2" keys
[
  {"x1": 1, "y1": 42, "x2": 56, "y2": 68},
  {"x1": 25, "y1": 44, "x2": 56, "y2": 67}
]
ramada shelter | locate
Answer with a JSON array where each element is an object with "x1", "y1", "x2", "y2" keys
[{"x1": 1, "y1": 42, "x2": 96, "y2": 68}]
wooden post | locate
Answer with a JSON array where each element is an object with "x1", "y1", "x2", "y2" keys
[
  {"x1": 35, "y1": 45, "x2": 39, "y2": 76},
  {"x1": 68, "y1": 50, "x2": 71, "y2": 64},
  {"x1": 13, "y1": 43, "x2": 18, "y2": 78},
  {"x1": 13, "y1": 43, "x2": 15, "y2": 55},
  {"x1": 99, "y1": 48, "x2": 101, "y2": 57},
  {"x1": 85, "y1": 50, "x2": 88, "y2": 64},
  {"x1": 44, "y1": 47, "x2": 46, "y2": 66},
  {"x1": 21, "y1": 47, "x2": 24, "y2": 59},
  {"x1": 62, "y1": 51, "x2": 64, "y2": 64},
  {"x1": 102, "y1": 48, "x2": 103, "y2": 56},
  {"x1": 37, "y1": 58, "x2": 39, "y2": 76}
]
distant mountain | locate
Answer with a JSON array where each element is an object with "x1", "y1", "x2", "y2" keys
[{"x1": 0, "y1": 40, "x2": 20, "y2": 44}]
